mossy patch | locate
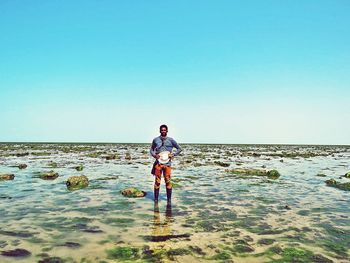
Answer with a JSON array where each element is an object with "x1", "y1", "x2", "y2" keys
[{"x1": 106, "y1": 246, "x2": 140, "y2": 261}]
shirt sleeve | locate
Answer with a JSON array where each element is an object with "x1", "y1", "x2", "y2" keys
[
  {"x1": 150, "y1": 139, "x2": 157, "y2": 158},
  {"x1": 171, "y1": 138, "x2": 182, "y2": 157}
]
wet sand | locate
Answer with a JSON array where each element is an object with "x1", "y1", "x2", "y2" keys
[{"x1": 0, "y1": 143, "x2": 349, "y2": 262}]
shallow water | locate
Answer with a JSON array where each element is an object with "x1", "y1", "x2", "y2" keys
[{"x1": 0, "y1": 143, "x2": 349, "y2": 262}]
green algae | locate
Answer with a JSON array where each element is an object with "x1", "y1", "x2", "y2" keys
[{"x1": 106, "y1": 246, "x2": 140, "y2": 260}]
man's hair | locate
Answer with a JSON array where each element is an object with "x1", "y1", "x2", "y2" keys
[{"x1": 160, "y1": 124, "x2": 168, "y2": 130}]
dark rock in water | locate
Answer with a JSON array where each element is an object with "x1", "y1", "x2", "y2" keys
[
  {"x1": 74, "y1": 165, "x2": 84, "y2": 171},
  {"x1": 143, "y1": 233, "x2": 191, "y2": 242},
  {"x1": 316, "y1": 173, "x2": 327, "y2": 177},
  {"x1": 311, "y1": 254, "x2": 333, "y2": 263},
  {"x1": 0, "y1": 173, "x2": 15, "y2": 180},
  {"x1": 106, "y1": 154, "x2": 117, "y2": 160},
  {"x1": 214, "y1": 161, "x2": 230, "y2": 167},
  {"x1": 344, "y1": 172, "x2": 350, "y2": 178},
  {"x1": 121, "y1": 187, "x2": 146, "y2": 198},
  {"x1": 257, "y1": 238, "x2": 275, "y2": 245},
  {"x1": 0, "y1": 230, "x2": 34, "y2": 238},
  {"x1": 284, "y1": 205, "x2": 291, "y2": 210},
  {"x1": 325, "y1": 179, "x2": 337, "y2": 186},
  {"x1": 39, "y1": 170, "x2": 59, "y2": 180},
  {"x1": 18, "y1": 164, "x2": 27, "y2": 169},
  {"x1": 233, "y1": 244, "x2": 255, "y2": 253},
  {"x1": 38, "y1": 256, "x2": 64, "y2": 263},
  {"x1": 1, "y1": 248, "x2": 31, "y2": 257},
  {"x1": 267, "y1": 170, "x2": 281, "y2": 179},
  {"x1": 189, "y1": 245, "x2": 206, "y2": 256},
  {"x1": 16, "y1": 152, "x2": 29, "y2": 157},
  {"x1": 66, "y1": 175, "x2": 89, "y2": 190},
  {"x1": 225, "y1": 168, "x2": 281, "y2": 179},
  {"x1": 59, "y1": 241, "x2": 81, "y2": 248},
  {"x1": 325, "y1": 179, "x2": 350, "y2": 191}
]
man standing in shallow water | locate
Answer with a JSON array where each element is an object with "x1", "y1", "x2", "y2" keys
[{"x1": 150, "y1": 124, "x2": 182, "y2": 203}]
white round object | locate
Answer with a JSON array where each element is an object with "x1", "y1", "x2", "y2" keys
[{"x1": 158, "y1": 151, "x2": 170, "y2": 164}]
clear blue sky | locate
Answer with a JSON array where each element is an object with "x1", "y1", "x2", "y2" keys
[{"x1": 1, "y1": 0, "x2": 349, "y2": 144}]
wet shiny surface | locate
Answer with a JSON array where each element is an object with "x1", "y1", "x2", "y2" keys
[{"x1": 0, "y1": 143, "x2": 349, "y2": 262}]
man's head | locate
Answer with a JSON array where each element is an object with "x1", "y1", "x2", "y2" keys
[{"x1": 159, "y1": 124, "x2": 168, "y2": 137}]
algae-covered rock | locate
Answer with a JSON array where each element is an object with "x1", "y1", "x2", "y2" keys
[
  {"x1": 121, "y1": 187, "x2": 146, "y2": 198},
  {"x1": 325, "y1": 179, "x2": 350, "y2": 191},
  {"x1": 18, "y1": 164, "x2": 27, "y2": 169},
  {"x1": 75, "y1": 164, "x2": 84, "y2": 171},
  {"x1": 267, "y1": 169, "x2": 281, "y2": 179},
  {"x1": 214, "y1": 161, "x2": 230, "y2": 167},
  {"x1": 0, "y1": 174, "x2": 15, "y2": 181},
  {"x1": 106, "y1": 246, "x2": 140, "y2": 260},
  {"x1": 39, "y1": 170, "x2": 59, "y2": 180},
  {"x1": 225, "y1": 168, "x2": 281, "y2": 179},
  {"x1": 66, "y1": 175, "x2": 89, "y2": 190},
  {"x1": 344, "y1": 172, "x2": 350, "y2": 178},
  {"x1": 47, "y1": 161, "x2": 58, "y2": 168}
]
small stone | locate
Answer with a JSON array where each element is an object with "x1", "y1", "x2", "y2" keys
[
  {"x1": 121, "y1": 188, "x2": 146, "y2": 198},
  {"x1": 1, "y1": 248, "x2": 31, "y2": 257},
  {"x1": 344, "y1": 172, "x2": 350, "y2": 178},
  {"x1": 0, "y1": 174, "x2": 15, "y2": 181},
  {"x1": 39, "y1": 170, "x2": 59, "y2": 180},
  {"x1": 66, "y1": 175, "x2": 89, "y2": 190},
  {"x1": 75, "y1": 165, "x2": 83, "y2": 171},
  {"x1": 18, "y1": 164, "x2": 27, "y2": 169}
]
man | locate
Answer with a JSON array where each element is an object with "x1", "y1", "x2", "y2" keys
[{"x1": 150, "y1": 124, "x2": 182, "y2": 203}]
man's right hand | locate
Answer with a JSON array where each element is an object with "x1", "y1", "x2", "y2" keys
[{"x1": 155, "y1": 154, "x2": 160, "y2": 159}]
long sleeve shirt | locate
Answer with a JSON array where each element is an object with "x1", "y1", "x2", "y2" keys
[{"x1": 150, "y1": 136, "x2": 182, "y2": 166}]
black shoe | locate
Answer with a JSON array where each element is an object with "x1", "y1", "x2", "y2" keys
[
  {"x1": 166, "y1": 188, "x2": 172, "y2": 204},
  {"x1": 154, "y1": 188, "x2": 159, "y2": 202}
]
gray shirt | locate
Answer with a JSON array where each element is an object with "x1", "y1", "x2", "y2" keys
[{"x1": 150, "y1": 136, "x2": 182, "y2": 166}]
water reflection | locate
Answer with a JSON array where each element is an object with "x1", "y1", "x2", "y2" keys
[{"x1": 150, "y1": 203, "x2": 173, "y2": 242}]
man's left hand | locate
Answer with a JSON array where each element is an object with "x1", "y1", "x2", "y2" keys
[{"x1": 168, "y1": 153, "x2": 174, "y2": 159}]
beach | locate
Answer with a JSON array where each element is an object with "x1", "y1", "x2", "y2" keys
[{"x1": 0, "y1": 143, "x2": 349, "y2": 262}]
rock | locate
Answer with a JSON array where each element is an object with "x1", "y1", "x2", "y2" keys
[
  {"x1": 267, "y1": 170, "x2": 281, "y2": 179},
  {"x1": 257, "y1": 238, "x2": 275, "y2": 245},
  {"x1": 1, "y1": 248, "x2": 31, "y2": 257},
  {"x1": 121, "y1": 187, "x2": 146, "y2": 198},
  {"x1": 47, "y1": 161, "x2": 58, "y2": 168},
  {"x1": 74, "y1": 165, "x2": 83, "y2": 171},
  {"x1": 18, "y1": 164, "x2": 27, "y2": 169},
  {"x1": 214, "y1": 161, "x2": 230, "y2": 167},
  {"x1": 316, "y1": 173, "x2": 327, "y2": 177},
  {"x1": 38, "y1": 256, "x2": 64, "y2": 263},
  {"x1": 39, "y1": 170, "x2": 59, "y2": 180},
  {"x1": 344, "y1": 172, "x2": 350, "y2": 178},
  {"x1": 0, "y1": 174, "x2": 15, "y2": 181},
  {"x1": 125, "y1": 153, "x2": 132, "y2": 160},
  {"x1": 66, "y1": 175, "x2": 89, "y2": 190},
  {"x1": 284, "y1": 205, "x2": 291, "y2": 210},
  {"x1": 225, "y1": 168, "x2": 281, "y2": 179},
  {"x1": 325, "y1": 179, "x2": 350, "y2": 191},
  {"x1": 106, "y1": 154, "x2": 116, "y2": 160}
]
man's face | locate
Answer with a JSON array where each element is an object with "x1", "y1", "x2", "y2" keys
[{"x1": 160, "y1": 127, "x2": 168, "y2": 137}]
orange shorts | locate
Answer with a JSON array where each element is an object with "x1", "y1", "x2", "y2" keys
[{"x1": 154, "y1": 163, "x2": 171, "y2": 177}]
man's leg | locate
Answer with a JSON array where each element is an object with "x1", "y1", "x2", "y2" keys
[
  {"x1": 164, "y1": 166, "x2": 172, "y2": 204},
  {"x1": 154, "y1": 164, "x2": 162, "y2": 202}
]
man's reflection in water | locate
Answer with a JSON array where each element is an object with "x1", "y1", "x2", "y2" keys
[{"x1": 151, "y1": 202, "x2": 173, "y2": 241}]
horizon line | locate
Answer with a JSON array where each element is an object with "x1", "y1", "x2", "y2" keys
[{"x1": 0, "y1": 141, "x2": 349, "y2": 147}]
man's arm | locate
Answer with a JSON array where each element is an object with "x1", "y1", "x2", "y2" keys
[
  {"x1": 170, "y1": 138, "x2": 182, "y2": 157},
  {"x1": 150, "y1": 139, "x2": 157, "y2": 158}
]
